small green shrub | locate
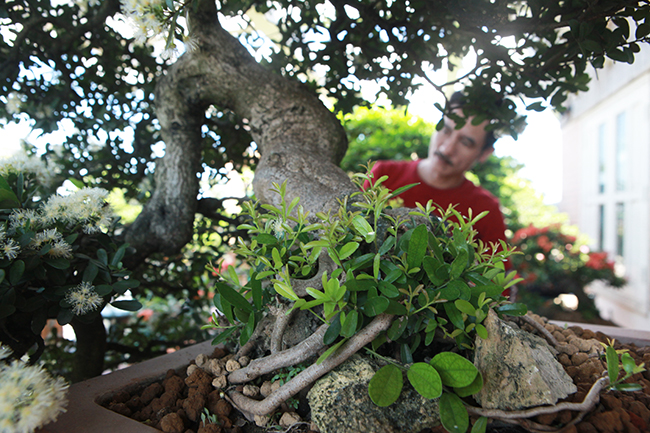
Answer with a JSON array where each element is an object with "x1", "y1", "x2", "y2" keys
[{"x1": 206, "y1": 166, "x2": 527, "y2": 433}]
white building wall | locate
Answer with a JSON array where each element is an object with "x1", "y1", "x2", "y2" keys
[{"x1": 561, "y1": 55, "x2": 650, "y2": 329}]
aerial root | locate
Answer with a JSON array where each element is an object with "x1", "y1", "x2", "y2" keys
[
  {"x1": 519, "y1": 314, "x2": 560, "y2": 347},
  {"x1": 467, "y1": 376, "x2": 609, "y2": 432},
  {"x1": 227, "y1": 314, "x2": 393, "y2": 416},
  {"x1": 228, "y1": 323, "x2": 329, "y2": 384}
]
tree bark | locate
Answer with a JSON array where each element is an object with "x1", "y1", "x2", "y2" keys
[
  {"x1": 71, "y1": 316, "x2": 107, "y2": 382},
  {"x1": 124, "y1": 0, "x2": 356, "y2": 264}
]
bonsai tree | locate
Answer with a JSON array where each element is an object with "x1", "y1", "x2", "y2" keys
[{"x1": 3, "y1": 0, "x2": 650, "y2": 381}]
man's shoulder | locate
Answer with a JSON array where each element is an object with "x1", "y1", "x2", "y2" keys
[{"x1": 373, "y1": 159, "x2": 418, "y2": 172}]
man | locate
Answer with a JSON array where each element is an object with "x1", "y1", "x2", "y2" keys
[{"x1": 365, "y1": 92, "x2": 507, "y2": 250}]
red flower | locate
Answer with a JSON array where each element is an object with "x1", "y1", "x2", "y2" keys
[
  {"x1": 585, "y1": 252, "x2": 615, "y2": 271},
  {"x1": 536, "y1": 235, "x2": 553, "y2": 252},
  {"x1": 513, "y1": 224, "x2": 539, "y2": 243}
]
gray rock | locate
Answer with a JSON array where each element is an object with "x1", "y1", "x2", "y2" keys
[
  {"x1": 308, "y1": 355, "x2": 440, "y2": 433},
  {"x1": 474, "y1": 310, "x2": 577, "y2": 410}
]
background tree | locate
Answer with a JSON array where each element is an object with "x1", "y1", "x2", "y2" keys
[{"x1": 2, "y1": 0, "x2": 650, "y2": 380}]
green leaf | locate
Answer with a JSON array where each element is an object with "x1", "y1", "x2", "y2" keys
[
  {"x1": 430, "y1": 352, "x2": 478, "y2": 388},
  {"x1": 423, "y1": 256, "x2": 445, "y2": 286},
  {"x1": 95, "y1": 285, "x2": 113, "y2": 296},
  {"x1": 323, "y1": 313, "x2": 342, "y2": 345},
  {"x1": 316, "y1": 339, "x2": 346, "y2": 364},
  {"x1": 0, "y1": 269, "x2": 4, "y2": 284},
  {"x1": 454, "y1": 371, "x2": 483, "y2": 397},
  {"x1": 450, "y1": 249, "x2": 468, "y2": 279},
  {"x1": 57, "y1": 308, "x2": 74, "y2": 326},
  {"x1": 447, "y1": 279, "x2": 471, "y2": 300},
  {"x1": 341, "y1": 310, "x2": 359, "y2": 338},
  {"x1": 111, "y1": 299, "x2": 142, "y2": 311},
  {"x1": 454, "y1": 299, "x2": 476, "y2": 316},
  {"x1": 621, "y1": 352, "x2": 636, "y2": 375},
  {"x1": 444, "y1": 302, "x2": 465, "y2": 330},
  {"x1": 387, "y1": 317, "x2": 408, "y2": 341},
  {"x1": 211, "y1": 327, "x2": 237, "y2": 346},
  {"x1": 612, "y1": 383, "x2": 643, "y2": 392},
  {"x1": 216, "y1": 282, "x2": 254, "y2": 312},
  {"x1": 44, "y1": 257, "x2": 71, "y2": 270},
  {"x1": 496, "y1": 303, "x2": 528, "y2": 316},
  {"x1": 339, "y1": 242, "x2": 360, "y2": 260},
  {"x1": 273, "y1": 280, "x2": 299, "y2": 301},
  {"x1": 83, "y1": 262, "x2": 99, "y2": 284},
  {"x1": 475, "y1": 323, "x2": 488, "y2": 339},
  {"x1": 471, "y1": 416, "x2": 488, "y2": 433},
  {"x1": 351, "y1": 215, "x2": 376, "y2": 243},
  {"x1": 0, "y1": 176, "x2": 20, "y2": 209},
  {"x1": 364, "y1": 296, "x2": 389, "y2": 316},
  {"x1": 97, "y1": 248, "x2": 108, "y2": 266},
  {"x1": 0, "y1": 303, "x2": 16, "y2": 319},
  {"x1": 407, "y1": 225, "x2": 428, "y2": 269},
  {"x1": 378, "y1": 236, "x2": 395, "y2": 256},
  {"x1": 378, "y1": 281, "x2": 399, "y2": 298},
  {"x1": 439, "y1": 392, "x2": 469, "y2": 433},
  {"x1": 214, "y1": 294, "x2": 235, "y2": 324},
  {"x1": 368, "y1": 364, "x2": 403, "y2": 407},
  {"x1": 272, "y1": 247, "x2": 283, "y2": 269},
  {"x1": 407, "y1": 362, "x2": 442, "y2": 399},
  {"x1": 606, "y1": 345, "x2": 619, "y2": 384},
  {"x1": 9, "y1": 260, "x2": 25, "y2": 285}
]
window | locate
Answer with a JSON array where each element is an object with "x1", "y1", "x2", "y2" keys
[
  {"x1": 615, "y1": 112, "x2": 627, "y2": 191},
  {"x1": 598, "y1": 204, "x2": 605, "y2": 251},
  {"x1": 598, "y1": 123, "x2": 606, "y2": 194},
  {"x1": 616, "y1": 202, "x2": 625, "y2": 258}
]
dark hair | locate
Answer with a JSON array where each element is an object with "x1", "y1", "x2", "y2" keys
[{"x1": 448, "y1": 91, "x2": 497, "y2": 151}]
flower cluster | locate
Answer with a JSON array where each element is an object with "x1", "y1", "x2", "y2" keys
[
  {"x1": 0, "y1": 153, "x2": 57, "y2": 188},
  {"x1": 120, "y1": 0, "x2": 167, "y2": 45},
  {"x1": 1, "y1": 156, "x2": 141, "y2": 364},
  {"x1": 64, "y1": 282, "x2": 104, "y2": 316},
  {"x1": 510, "y1": 224, "x2": 625, "y2": 305},
  {"x1": 0, "y1": 345, "x2": 68, "y2": 433}
]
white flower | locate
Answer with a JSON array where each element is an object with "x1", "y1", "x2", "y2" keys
[
  {"x1": 41, "y1": 188, "x2": 113, "y2": 232},
  {"x1": 0, "y1": 359, "x2": 68, "y2": 433},
  {"x1": 1, "y1": 239, "x2": 20, "y2": 260},
  {"x1": 0, "y1": 153, "x2": 57, "y2": 187},
  {"x1": 46, "y1": 240, "x2": 73, "y2": 259},
  {"x1": 65, "y1": 282, "x2": 103, "y2": 315},
  {"x1": 31, "y1": 229, "x2": 62, "y2": 249},
  {"x1": 0, "y1": 345, "x2": 11, "y2": 361},
  {"x1": 8, "y1": 209, "x2": 40, "y2": 232}
]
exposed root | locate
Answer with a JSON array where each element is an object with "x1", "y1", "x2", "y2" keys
[
  {"x1": 519, "y1": 314, "x2": 559, "y2": 347},
  {"x1": 270, "y1": 303, "x2": 297, "y2": 354},
  {"x1": 467, "y1": 376, "x2": 609, "y2": 421},
  {"x1": 227, "y1": 313, "x2": 394, "y2": 416},
  {"x1": 228, "y1": 323, "x2": 329, "y2": 384},
  {"x1": 236, "y1": 313, "x2": 273, "y2": 359}
]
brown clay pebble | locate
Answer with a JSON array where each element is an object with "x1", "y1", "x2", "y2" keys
[
  {"x1": 159, "y1": 412, "x2": 185, "y2": 433},
  {"x1": 108, "y1": 402, "x2": 132, "y2": 417},
  {"x1": 182, "y1": 394, "x2": 206, "y2": 422},
  {"x1": 140, "y1": 382, "x2": 164, "y2": 404},
  {"x1": 571, "y1": 352, "x2": 589, "y2": 366},
  {"x1": 197, "y1": 424, "x2": 222, "y2": 433},
  {"x1": 589, "y1": 410, "x2": 623, "y2": 432}
]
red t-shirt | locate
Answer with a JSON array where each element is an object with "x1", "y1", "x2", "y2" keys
[{"x1": 364, "y1": 160, "x2": 507, "y2": 251}]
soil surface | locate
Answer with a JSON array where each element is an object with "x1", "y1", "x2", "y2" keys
[{"x1": 104, "y1": 316, "x2": 650, "y2": 433}]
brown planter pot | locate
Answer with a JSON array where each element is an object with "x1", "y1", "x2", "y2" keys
[
  {"x1": 38, "y1": 340, "x2": 215, "y2": 433},
  {"x1": 38, "y1": 323, "x2": 650, "y2": 433}
]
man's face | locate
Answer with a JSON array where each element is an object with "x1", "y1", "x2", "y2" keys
[{"x1": 429, "y1": 110, "x2": 492, "y2": 178}]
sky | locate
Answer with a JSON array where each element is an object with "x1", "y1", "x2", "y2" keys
[{"x1": 0, "y1": 99, "x2": 564, "y2": 204}]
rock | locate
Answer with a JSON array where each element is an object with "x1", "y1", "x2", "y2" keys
[
  {"x1": 159, "y1": 412, "x2": 185, "y2": 433},
  {"x1": 260, "y1": 380, "x2": 273, "y2": 397},
  {"x1": 279, "y1": 411, "x2": 302, "y2": 428},
  {"x1": 195, "y1": 353, "x2": 209, "y2": 368},
  {"x1": 474, "y1": 310, "x2": 577, "y2": 410},
  {"x1": 212, "y1": 375, "x2": 227, "y2": 390},
  {"x1": 242, "y1": 384, "x2": 260, "y2": 397},
  {"x1": 308, "y1": 355, "x2": 440, "y2": 433},
  {"x1": 225, "y1": 359, "x2": 241, "y2": 372},
  {"x1": 141, "y1": 382, "x2": 164, "y2": 405}
]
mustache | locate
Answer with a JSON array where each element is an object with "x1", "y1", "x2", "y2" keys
[{"x1": 434, "y1": 150, "x2": 453, "y2": 166}]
